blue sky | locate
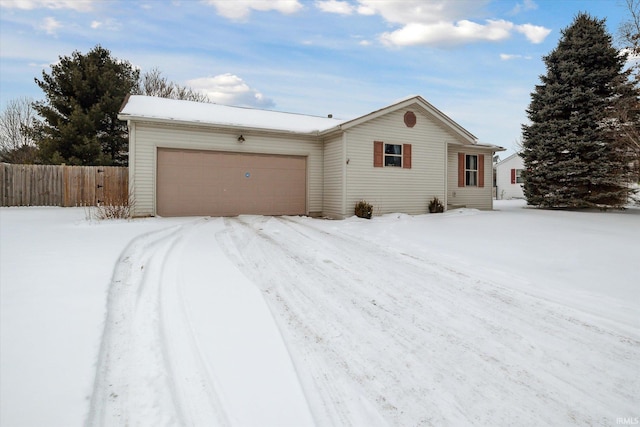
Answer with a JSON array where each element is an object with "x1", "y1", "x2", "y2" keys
[{"x1": 0, "y1": 0, "x2": 632, "y2": 156}]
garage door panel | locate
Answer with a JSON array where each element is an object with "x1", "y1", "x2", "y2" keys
[{"x1": 157, "y1": 148, "x2": 306, "y2": 217}]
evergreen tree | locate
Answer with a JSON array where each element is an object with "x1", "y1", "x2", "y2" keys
[
  {"x1": 33, "y1": 45, "x2": 139, "y2": 166},
  {"x1": 522, "y1": 13, "x2": 635, "y2": 208}
]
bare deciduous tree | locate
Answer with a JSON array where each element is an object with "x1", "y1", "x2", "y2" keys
[
  {"x1": 619, "y1": 0, "x2": 640, "y2": 64},
  {"x1": 616, "y1": 0, "x2": 640, "y2": 180},
  {"x1": 0, "y1": 97, "x2": 38, "y2": 163},
  {"x1": 139, "y1": 68, "x2": 210, "y2": 103}
]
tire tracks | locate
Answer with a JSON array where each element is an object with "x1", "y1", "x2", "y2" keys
[
  {"x1": 218, "y1": 215, "x2": 640, "y2": 426},
  {"x1": 86, "y1": 220, "x2": 229, "y2": 427}
]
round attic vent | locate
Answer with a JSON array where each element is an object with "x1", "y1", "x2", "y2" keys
[{"x1": 404, "y1": 111, "x2": 416, "y2": 128}]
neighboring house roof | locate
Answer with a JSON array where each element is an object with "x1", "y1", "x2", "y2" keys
[
  {"x1": 495, "y1": 152, "x2": 523, "y2": 167},
  {"x1": 119, "y1": 94, "x2": 504, "y2": 151}
]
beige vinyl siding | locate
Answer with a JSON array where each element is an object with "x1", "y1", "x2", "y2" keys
[
  {"x1": 129, "y1": 121, "x2": 323, "y2": 217},
  {"x1": 129, "y1": 122, "x2": 156, "y2": 215},
  {"x1": 343, "y1": 107, "x2": 453, "y2": 217},
  {"x1": 322, "y1": 133, "x2": 345, "y2": 218},
  {"x1": 447, "y1": 146, "x2": 493, "y2": 210}
]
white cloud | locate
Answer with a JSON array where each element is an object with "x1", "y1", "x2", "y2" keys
[
  {"x1": 0, "y1": 0, "x2": 94, "y2": 11},
  {"x1": 90, "y1": 18, "x2": 121, "y2": 31},
  {"x1": 315, "y1": 0, "x2": 354, "y2": 15},
  {"x1": 343, "y1": 0, "x2": 551, "y2": 47},
  {"x1": 203, "y1": 0, "x2": 302, "y2": 21},
  {"x1": 356, "y1": 4, "x2": 375, "y2": 15},
  {"x1": 500, "y1": 53, "x2": 532, "y2": 61},
  {"x1": 40, "y1": 16, "x2": 61, "y2": 34},
  {"x1": 509, "y1": 0, "x2": 538, "y2": 15},
  {"x1": 381, "y1": 19, "x2": 515, "y2": 47},
  {"x1": 515, "y1": 23, "x2": 551, "y2": 44},
  {"x1": 187, "y1": 74, "x2": 275, "y2": 108},
  {"x1": 356, "y1": 0, "x2": 487, "y2": 26}
]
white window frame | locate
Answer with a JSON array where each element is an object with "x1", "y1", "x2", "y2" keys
[
  {"x1": 384, "y1": 143, "x2": 402, "y2": 167},
  {"x1": 515, "y1": 169, "x2": 524, "y2": 184},
  {"x1": 465, "y1": 154, "x2": 478, "y2": 186}
]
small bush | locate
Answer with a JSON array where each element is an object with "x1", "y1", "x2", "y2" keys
[
  {"x1": 354, "y1": 200, "x2": 373, "y2": 219},
  {"x1": 86, "y1": 193, "x2": 133, "y2": 221},
  {"x1": 428, "y1": 196, "x2": 444, "y2": 213}
]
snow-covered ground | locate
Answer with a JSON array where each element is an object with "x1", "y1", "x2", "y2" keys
[{"x1": 1, "y1": 200, "x2": 638, "y2": 426}]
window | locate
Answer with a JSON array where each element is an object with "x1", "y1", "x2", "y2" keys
[
  {"x1": 511, "y1": 168, "x2": 524, "y2": 184},
  {"x1": 465, "y1": 154, "x2": 478, "y2": 186},
  {"x1": 385, "y1": 144, "x2": 402, "y2": 167},
  {"x1": 515, "y1": 169, "x2": 524, "y2": 183},
  {"x1": 458, "y1": 152, "x2": 484, "y2": 187},
  {"x1": 374, "y1": 141, "x2": 411, "y2": 168}
]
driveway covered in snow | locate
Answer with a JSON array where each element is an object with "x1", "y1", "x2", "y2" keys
[{"x1": 85, "y1": 212, "x2": 639, "y2": 426}]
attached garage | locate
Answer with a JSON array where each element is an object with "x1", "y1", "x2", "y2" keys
[{"x1": 156, "y1": 148, "x2": 306, "y2": 217}]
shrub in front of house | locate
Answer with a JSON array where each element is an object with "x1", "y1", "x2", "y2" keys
[
  {"x1": 428, "y1": 196, "x2": 444, "y2": 213},
  {"x1": 354, "y1": 200, "x2": 373, "y2": 219},
  {"x1": 86, "y1": 193, "x2": 134, "y2": 220}
]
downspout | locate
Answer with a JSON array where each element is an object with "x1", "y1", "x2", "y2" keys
[
  {"x1": 128, "y1": 121, "x2": 137, "y2": 216},
  {"x1": 342, "y1": 131, "x2": 348, "y2": 219},
  {"x1": 444, "y1": 142, "x2": 448, "y2": 211}
]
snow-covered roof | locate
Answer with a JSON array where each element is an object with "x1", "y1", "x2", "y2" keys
[
  {"x1": 118, "y1": 95, "x2": 346, "y2": 134},
  {"x1": 476, "y1": 142, "x2": 507, "y2": 152},
  {"x1": 119, "y1": 95, "x2": 501, "y2": 152},
  {"x1": 495, "y1": 152, "x2": 523, "y2": 166}
]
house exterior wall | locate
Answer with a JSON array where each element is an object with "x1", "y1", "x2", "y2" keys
[
  {"x1": 447, "y1": 146, "x2": 494, "y2": 210},
  {"x1": 496, "y1": 153, "x2": 525, "y2": 200},
  {"x1": 340, "y1": 107, "x2": 453, "y2": 218},
  {"x1": 322, "y1": 133, "x2": 345, "y2": 218},
  {"x1": 128, "y1": 121, "x2": 323, "y2": 217}
]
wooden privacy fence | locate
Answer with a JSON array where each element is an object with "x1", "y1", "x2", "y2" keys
[{"x1": 1, "y1": 163, "x2": 128, "y2": 207}]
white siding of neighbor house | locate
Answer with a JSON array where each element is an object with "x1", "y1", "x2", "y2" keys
[
  {"x1": 447, "y1": 146, "x2": 494, "y2": 210},
  {"x1": 342, "y1": 106, "x2": 456, "y2": 218},
  {"x1": 129, "y1": 121, "x2": 323, "y2": 217},
  {"x1": 322, "y1": 133, "x2": 345, "y2": 218},
  {"x1": 495, "y1": 153, "x2": 525, "y2": 200}
]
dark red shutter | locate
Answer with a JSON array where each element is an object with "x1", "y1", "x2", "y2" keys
[
  {"x1": 478, "y1": 154, "x2": 485, "y2": 188},
  {"x1": 458, "y1": 153, "x2": 465, "y2": 187},
  {"x1": 510, "y1": 168, "x2": 516, "y2": 184},
  {"x1": 374, "y1": 141, "x2": 383, "y2": 167},
  {"x1": 403, "y1": 144, "x2": 412, "y2": 169}
]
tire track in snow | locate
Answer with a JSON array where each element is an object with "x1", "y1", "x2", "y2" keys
[
  {"x1": 217, "y1": 217, "x2": 376, "y2": 427},
  {"x1": 220, "y1": 216, "x2": 485, "y2": 425},
  {"x1": 219, "y1": 215, "x2": 639, "y2": 427},
  {"x1": 86, "y1": 220, "x2": 229, "y2": 427}
]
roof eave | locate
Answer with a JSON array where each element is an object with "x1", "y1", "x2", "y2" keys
[
  {"x1": 117, "y1": 113, "x2": 329, "y2": 137},
  {"x1": 477, "y1": 144, "x2": 507, "y2": 152}
]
